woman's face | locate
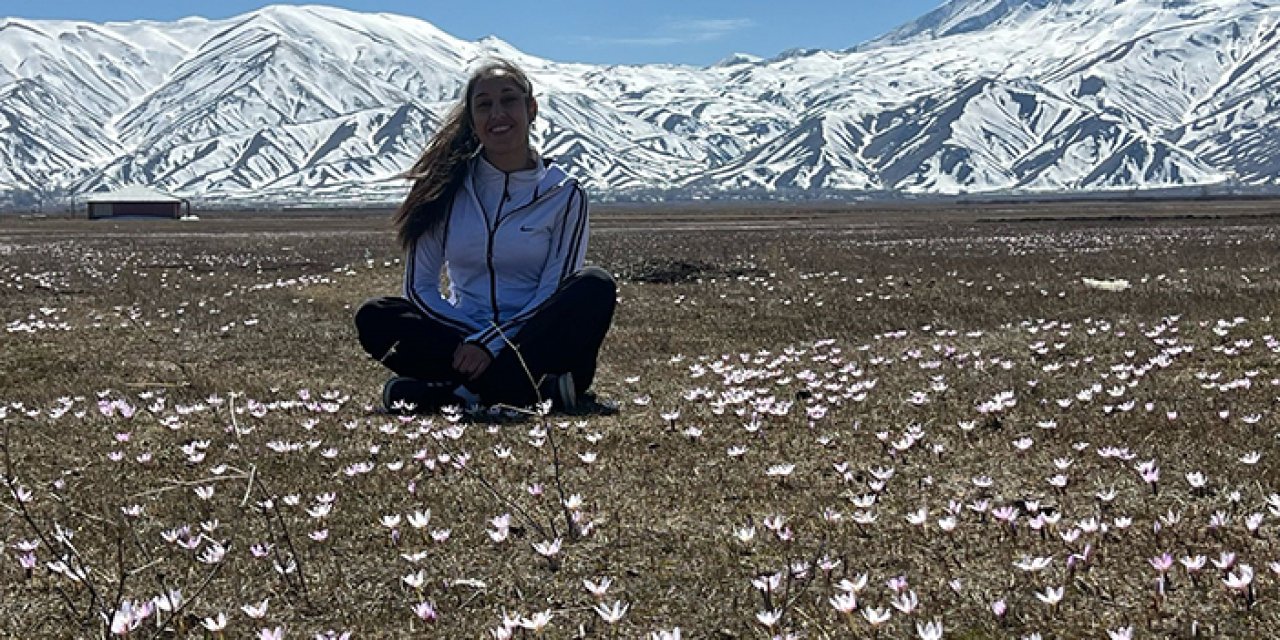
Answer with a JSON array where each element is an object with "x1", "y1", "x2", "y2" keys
[{"x1": 469, "y1": 74, "x2": 536, "y2": 160}]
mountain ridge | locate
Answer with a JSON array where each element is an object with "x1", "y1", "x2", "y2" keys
[{"x1": 2, "y1": 1, "x2": 1278, "y2": 208}]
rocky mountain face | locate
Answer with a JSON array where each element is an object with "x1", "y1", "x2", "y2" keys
[{"x1": 2, "y1": 0, "x2": 1277, "y2": 208}]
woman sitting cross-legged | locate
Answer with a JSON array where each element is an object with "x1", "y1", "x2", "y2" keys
[{"x1": 354, "y1": 58, "x2": 617, "y2": 414}]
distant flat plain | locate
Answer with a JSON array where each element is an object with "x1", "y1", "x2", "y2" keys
[{"x1": 5, "y1": 196, "x2": 1279, "y2": 234}]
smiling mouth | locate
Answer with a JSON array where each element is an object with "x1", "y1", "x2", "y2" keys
[{"x1": 489, "y1": 125, "x2": 512, "y2": 134}]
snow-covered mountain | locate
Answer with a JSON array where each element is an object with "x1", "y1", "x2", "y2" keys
[{"x1": 2, "y1": 0, "x2": 1278, "y2": 208}]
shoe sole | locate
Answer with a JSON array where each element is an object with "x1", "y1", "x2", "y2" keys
[
  {"x1": 384, "y1": 377, "x2": 455, "y2": 414},
  {"x1": 383, "y1": 376, "x2": 412, "y2": 413}
]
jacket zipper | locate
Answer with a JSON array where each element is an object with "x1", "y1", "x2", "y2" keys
[{"x1": 485, "y1": 172, "x2": 512, "y2": 329}]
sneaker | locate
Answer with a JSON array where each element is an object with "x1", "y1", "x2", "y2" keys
[
  {"x1": 382, "y1": 377, "x2": 456, "y2": 414},
  {"x1": 539, "y1": 373, "x2": 577, "y2": 412},
  {"x1": 571, "y1": 391, "x2": 620, "y2": 417}
]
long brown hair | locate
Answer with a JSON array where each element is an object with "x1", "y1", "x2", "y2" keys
[{"x1": 393, "y1": 59, "x2": 535, "y2": 249}]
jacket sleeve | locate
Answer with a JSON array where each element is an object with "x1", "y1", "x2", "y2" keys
[
  {"x1": 469, "y1": 185, "x2": 589, "y2": 356},
  {"x1": 404, "y1": 233, "x2": 481, "y2": 335}
]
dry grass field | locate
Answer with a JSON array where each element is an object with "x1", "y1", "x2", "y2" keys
[{"x1": 2, "y1": 199, "x2": 1280, "y2": 638}]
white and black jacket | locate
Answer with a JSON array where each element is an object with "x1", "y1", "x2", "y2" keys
[{"x1": 404, "y1": 154, "x2": 589, "y2": 358}]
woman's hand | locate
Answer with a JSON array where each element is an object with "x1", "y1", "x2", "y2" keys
[{"x1": 453, "y1": 343, "x2": 493, "y2": 381}]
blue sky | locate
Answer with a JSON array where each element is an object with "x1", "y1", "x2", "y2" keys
[{"x1": 4, "y1": 1, "x2": 948, "y2": 66}]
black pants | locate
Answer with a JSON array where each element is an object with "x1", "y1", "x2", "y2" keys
[{"x1": 355, "y1": 266, "x2": 617, "y2": 407}]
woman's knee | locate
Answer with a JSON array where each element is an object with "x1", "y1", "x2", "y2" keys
[
  {"x1": 354, "y1": 297, "x2": 391, "y2": 333},
  {"x1": 571, "y1": 266, "x2": 617, "y2": 302},
  {"x1": 354, "y1": 297, "x2": 405, "y2": 355}
]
